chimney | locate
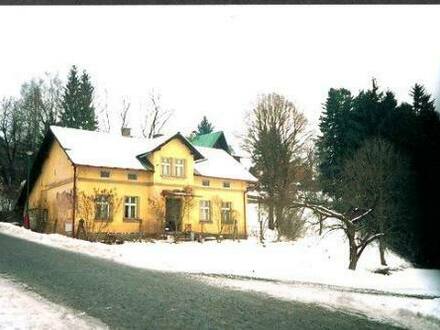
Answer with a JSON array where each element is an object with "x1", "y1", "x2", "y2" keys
[{"x1": 121, "y1": 127, "x2": 131, "y2": 137}]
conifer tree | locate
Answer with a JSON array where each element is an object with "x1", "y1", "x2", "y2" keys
[
  {"x1": 78, "y1": 70, "x2": 98, "y2": 130},
  {"x1": 316, "y1": 88, "x2": 356, "y2": 197},
  {"x1": 59, "y1": 65, "x2": 97, "y2": 130},
  {"x1": 196, "y1": 116, "x2": 214, "y2": 135},
  {"x1": 60, "y1": 65, "x2": 81, "y2": 129}
]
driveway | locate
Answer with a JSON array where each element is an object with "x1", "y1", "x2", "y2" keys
[{"x1": 0, "y1": 233, "x2": 401, "y2": 329}]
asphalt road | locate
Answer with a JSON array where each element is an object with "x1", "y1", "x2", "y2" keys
[{"x1": 0, "y1": 233, "x2": 401, "y2": 330}]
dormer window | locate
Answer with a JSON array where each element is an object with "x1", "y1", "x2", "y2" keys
[
  {"x1": 161, "y1": 158, "x2": 171, "y2": 176},
  {"x1": 174, "y1": 159, "x2": 185, "y2": 177}
]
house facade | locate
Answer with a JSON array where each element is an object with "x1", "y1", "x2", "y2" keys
[{"x1": 19, "y1": 126, "x2": 257, "y2": 238}]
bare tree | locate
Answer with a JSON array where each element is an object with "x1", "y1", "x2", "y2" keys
[
  {"x1": 341, "y1": 138, "x2": 414, "y2": 266},
  {"x1": 243, "y1": 93, "x2": 311, "y2": 240},
  {"x1": 172, "y1": 186, "x2": 194, "y2": 243},
  {"x1": 148, "y1": 194, "x2": 166, "y2": 234},
  {"x1": 76, "y1": 188, "x2": 122, "y2": 242},
  {"x1": 97, "y1": 89, "x2": 111, "y2": 133},
  {"x1": 292, "y1": 200, "x2": 382, "y2": 270},
  {"x1": 140, "y1": 91, "x2": 173, "y2": 138},
  {"x1": 0, "y1": 98, "x2": 27, "y2": 206},
  {"x1": 119, "y1": 98, "x2": 131, "y2": 130}
]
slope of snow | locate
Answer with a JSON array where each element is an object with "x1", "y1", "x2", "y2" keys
[
  {"x1": 0, "y1": 276, "x2": 105, "y2": 329},
  {"x1": 0, "y1": 222, "x2": 438, "y2": 297},
  {"x1": 199, "y1": 276, "x2": 440, "y2": 330}
]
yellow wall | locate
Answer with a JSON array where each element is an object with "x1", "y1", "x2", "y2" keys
[
  {"x1": 30, "y1": 136, "x2": 251, "y2": 237},
  {"x1": 28, "y1": 139, "x2": 74, "y2": 233}
]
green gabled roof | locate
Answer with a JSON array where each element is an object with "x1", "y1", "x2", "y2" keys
[
  {"x1": 190, "y1": 131, "x2": 237, "y2": 155},
  {"x1": 190, "y1": 131, "x2": 224, "y2": 148}
]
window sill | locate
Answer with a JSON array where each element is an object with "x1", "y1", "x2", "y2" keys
[
  {"x1": 160, "y1": 175, "x2": 186, "y2": 179},
  {"x1": 123, "y1": 218, "x2": 142, "y2": 223},
  {"x1": 94, "y1": 219, "x2": 112, "y2": 222},
  {"x1": 199, "y1": 220, "x2": 213, "y2": 224}
]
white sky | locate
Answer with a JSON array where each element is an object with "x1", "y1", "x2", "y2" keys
[{"x1": 0, "y1": 5, "x2": 439, "y2": 151}]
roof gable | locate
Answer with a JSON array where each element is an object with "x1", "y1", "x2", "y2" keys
[
  {"x1": 190, "y1": 131, "x2": 232, "y2": 154},
  {"x1": 136, "y1": 133, "x2": 204, "y2": 163}
]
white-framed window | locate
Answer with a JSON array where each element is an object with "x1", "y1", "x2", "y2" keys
[
  {"x1": 124, "y1": 196, "x2": 138, "y2": 219},
  {"x1": 202, "y1": 179, "x2": 210, "y2": 187},
  {"x1": 95, "y1": 195, "x2": 110, "y2": 220},
  {"x1": 174, "y1": 159, "x2": 185, "y2": 177},
  {"x1": 199, "y1": 200, "x2": 211, "y2": 222},
  {"x1": 223, "y1": 181, "x2": 231, "y2": 188},
  {"x1": 161, "y1": 158, "x2": 171, "y2": 176},
  {"x1": 221, "y1": 202, "x2": 232, "y2": 224},
  {"x1": 100, "y1": 170, "x2": 110, "y2": 178},
  {"x1": 128, "y1": 173, "x2": 137, "y2": 180}
]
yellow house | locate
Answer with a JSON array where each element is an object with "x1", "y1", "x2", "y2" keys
[{"x1": 19, "y1": 126, "x2": 257, "y2": 238}]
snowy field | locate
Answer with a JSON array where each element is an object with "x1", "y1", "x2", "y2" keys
[
  {"x1": 0, "y1": 276, "x2": 105, "y2": 330},
  {"x1": 1, "y1": 220, "x2": 439, "y2": 329}
]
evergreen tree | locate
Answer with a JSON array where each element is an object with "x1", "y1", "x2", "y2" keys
[
  {"x1": 410, "y1": 84, "x2": 440, "y2": 266},
  {"x1": 316, "y1": 88, "x2": 356, "y2": 197},
  {"x1": 196, "y1": 116, "x2": 214, "y2": 135},
  {"x1": 60, "y1": 65, "x2": 81, "y2": 129},
  {"x1": 411, "y1": 83, "x2": 435, "y2": 114},
  {"x1": 60, "y1": 66, "x2": 97, "y2": 130},
  {"x1": 317, "y1": 81, "x2": 422, "y2": 265},
  {"x1": 78, "y1": 70, "x2": 98, "y2": 130}
]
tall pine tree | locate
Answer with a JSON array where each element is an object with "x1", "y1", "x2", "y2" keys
[
  {"x1": 78, "y1": 71, "x2": 98, "y2": 130},
  {"x1": 60, "y1": 66, "x2": 81, "y2": 128},
  {"x1": 60, "y1": 65, "x2": 97, "y2": 130},
  {"x1": 316, "y1": 88, "x2": 356, "y2": 197}
]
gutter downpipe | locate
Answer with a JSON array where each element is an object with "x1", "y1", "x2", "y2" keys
[
  {"x1": 72, "y1": 164, "x2": 77, "y2": 238},
  {"x1": 243, "y1": 187, "x2": 248, "y2": 239}
]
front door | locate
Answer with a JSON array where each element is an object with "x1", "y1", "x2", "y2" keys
[{"x1": 165, "y1": 198, "x2": 182, "y2": 231}]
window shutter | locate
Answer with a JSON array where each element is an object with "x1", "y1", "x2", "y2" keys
[
  {"x1": 136, "y1": 197, "x2": 140, "y2": 218},
  {"x1": 199, "y1": 200, "x2": 203, "y2": 221},
  {"x1": 109, "y1": 197, "x2": 113, "y2": 221},
  {"x1": 208, "y1": 201, "x2": 211, "y2": 222},
  {"x1": 183, "y1": 159, "x2": 187, "y2": 177},
  {"x1": 95, "y1": 198, "x2": 99, "y2": 220}
]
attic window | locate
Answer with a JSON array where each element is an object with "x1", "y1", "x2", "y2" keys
[
  {"x1": 202, "y1": 179, "x2": 210, "y2": 187},
  {"x1": 223, "y1": 181, "x2": 231, "y2": 188},
  {"x1": 100, "y1": 171, "x2": 110, "y2": 178},
  {"x1": 128, "y1": 173, "x2": 137, "y2": 180}
]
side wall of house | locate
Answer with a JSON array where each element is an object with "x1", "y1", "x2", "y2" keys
[{"x1": 28, "y1": 140, "x2": 74, "y2": 233}]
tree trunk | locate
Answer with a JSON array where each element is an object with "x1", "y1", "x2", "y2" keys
[
  {"x1": 318, "y1": 214, "x2": 323, "y2": 236},
  {"x1": 268, "y1": 204, "x2": 275, "y2": 230},
  {"x1": 379, "y1": 237, "x2": 387, "y2": 266},
  {"x1": 348, "y1": 234, "x2": 359, "y2": 270},
  {"x1": 349, "y1": 245, "x2": 358, "y2": 270}
]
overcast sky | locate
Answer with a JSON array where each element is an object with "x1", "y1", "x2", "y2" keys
[{"x1": 0, "y1": 5, "x2": 439, "y2": 151}]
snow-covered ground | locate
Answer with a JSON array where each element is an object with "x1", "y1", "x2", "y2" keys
[
  {"x1": 0, "y1": 275, "x2": 105, "y2": 330},
  {"x1": 1, "y1": 221, "x2": 439, "y2": 328}
]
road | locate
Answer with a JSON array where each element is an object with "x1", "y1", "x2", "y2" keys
[{"x1": 0, "y1": 233, "x2": 401, "y2": 329}]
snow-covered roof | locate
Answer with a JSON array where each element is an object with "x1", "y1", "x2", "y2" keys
[
  {"x1": 194, "y1": 146, "x2": 257, "y2": 182},
  {"x1": 50, "y1": 126, "x2": 257, "y2": 182}
]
